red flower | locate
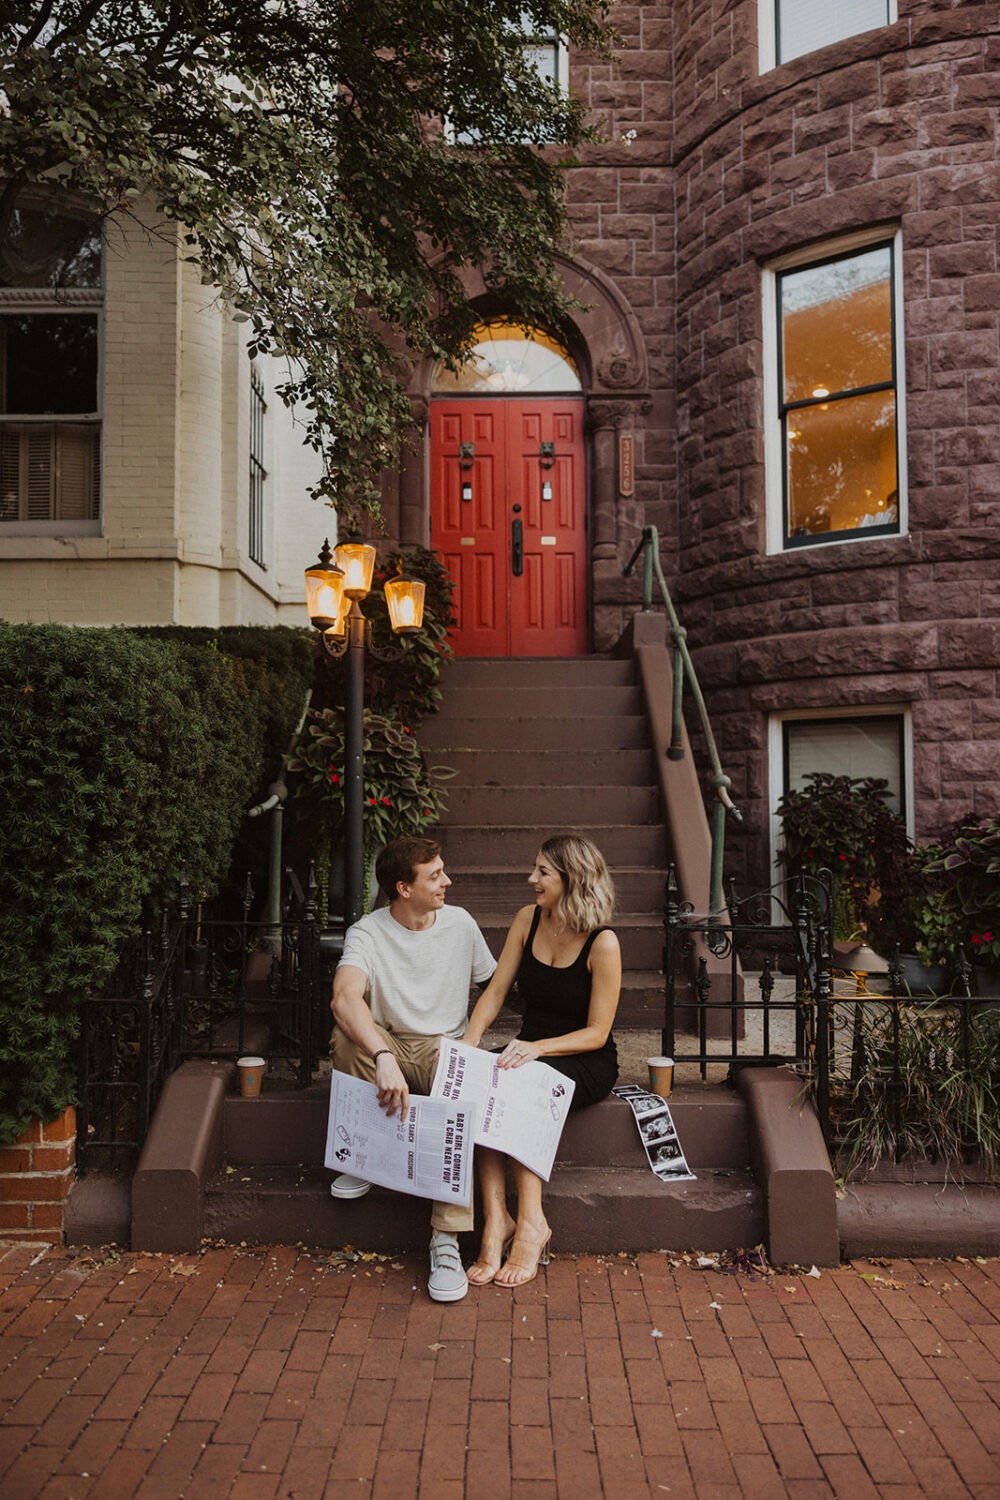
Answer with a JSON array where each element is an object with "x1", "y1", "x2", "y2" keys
[
  {"x1": 423, "y1": 808, "x2": 431, "y2": 816},
  {"x1": 381, "y1": 797, "x2": 391, "y2": 807},
  {"x1": 971, "y1": 934, "x2": 983, "y2": 946},
  {"x1": 837, "y1": 853, "x2": 847, "y2": 862},
  {"x1": 329, "y1": 770, "x2": 340, "y2": 785},
  {"x1": 368, "y1": 797, "x2": 377, "y2": 806}
]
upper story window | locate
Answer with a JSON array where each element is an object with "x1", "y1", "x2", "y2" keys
[
  {"x1": 248, "y1": 361, "x2": 268, "y2": 569},
  {"x1": 433, "y1": 321, "x2": 581, "y2": 395},
  {"x1": 521, "y1": 14, "x2": 568, "y2": 91},
  {"x1": 0, "y1": 202, "x2": 102, "y2": 525},
  {"x1": 764, "y1": 230, "x2": 905, "y2": 552},
  {"x1": 449, "y1": 14, "x2": 568, "y2": 145},
  {"x1": 760, "y1": 0, "x2": 895, "y2": 70}
]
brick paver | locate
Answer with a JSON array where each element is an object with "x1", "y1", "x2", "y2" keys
[{"x1": 0, "y1": 1243, "x2": 998, "y2": 1498}]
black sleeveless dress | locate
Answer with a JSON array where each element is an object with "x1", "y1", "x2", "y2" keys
[{"x1": 513, "y1": 907, "x2": 618, "y2": 1112}]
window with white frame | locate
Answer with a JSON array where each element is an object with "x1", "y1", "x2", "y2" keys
[
  {"x1": 759, "y1": 0, "x2": 895, "y2": 70},
  {"x1": 769, "y1": 709, "x2": 912, "y2": 881},
  {"x1": 764, "y1": 231, "x2": 905, "y2": 553},
  {"x1": 520, "y1": 13, "x2": 568, "y2": 92},
  {"x1": 449, "y1": 14, "x2": 568, "y2": 144},
  {"x1": 0, "y1": 202, "x2": 102, "y2": 525}
]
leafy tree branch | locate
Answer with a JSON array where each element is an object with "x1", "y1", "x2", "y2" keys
[{"x1": 2, "y1": 1, "x2": 612, "y2": 521}]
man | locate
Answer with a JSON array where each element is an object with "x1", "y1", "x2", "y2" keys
[{"x1": 329, "y1": 836, "x2": 496, "y2": 1302}]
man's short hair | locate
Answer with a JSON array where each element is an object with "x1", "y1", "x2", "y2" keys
[{"x1": 375, "y1": 837, "x2": 443, "y2": 903}]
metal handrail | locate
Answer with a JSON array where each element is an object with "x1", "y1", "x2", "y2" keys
[{"x1": 623, "y1": 524, "x2": 742, "y2": 917}]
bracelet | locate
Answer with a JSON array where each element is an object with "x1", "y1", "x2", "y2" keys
[{"x1": 371, "y1": 1049, "x2": 393, "y2": 1064}]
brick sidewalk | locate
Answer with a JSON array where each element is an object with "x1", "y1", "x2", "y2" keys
[{"x1": 1, "y1": 1242, "x2": 998, "y2": 1499}]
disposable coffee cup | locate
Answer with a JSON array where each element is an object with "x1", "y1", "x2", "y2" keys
[
  {"x1": 647, "y1": 1056, "x2": 674, "y2": 1097},
  {"x1": 237, "y1": 1056, "x2": 266, "y2": 1099}
]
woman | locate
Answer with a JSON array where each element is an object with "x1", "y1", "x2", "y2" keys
[{"x1": 462, "y1": 834, "x2": 621, "y2": 1288}]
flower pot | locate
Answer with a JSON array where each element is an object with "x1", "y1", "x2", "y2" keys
[
  {"x1": 974, "y1": 963, "x2": 1000, "y2": 1010},
  {"x1": 895, "y1": 952, "x2": 948, "y2": 996}
]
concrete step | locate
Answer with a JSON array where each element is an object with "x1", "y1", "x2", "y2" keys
[
  {"x1": 436, "y1": 685, "x2": 642, "y2": 719},
  {"x1": 204, "y1": 1089, "x2": 760, "y2": 1254},
  {"x1": 220, "y1": 1088, "x2": 746, "y2": 1170},
  {"x1": 421, "y1": 715, "x2": 650, "y2": 751},
  {"x1": 442, "y1": 784, "x2": 660, "y2": 825},
  {"x1": 435, "y1": 747, "x2": 657, "y2": 786},
  {"x1": 493, "y1": 983, "x2": 667, "y2": 1031},
  {"x1": 444, "y1": 657, "x2": 635, "y2": 688},
  {"x1": 203, "y1": 1163, "x2": 762, "y2": 1255},
  {"x1": 478, "y1": 916, "x2": 664, "y2": 970},
  {"x1": 442, "y1": 824, "x2": 668, "y2": 865},
  {"x1": 448, "y1": 868, "x2": 669, "y2": 913}
]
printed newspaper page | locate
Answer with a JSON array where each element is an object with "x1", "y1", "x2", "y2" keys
[
  {"x1": 325, "y1": 1072, "x2": 479, "y2": 1206},
  {"x1": 431, "y1": 1040, "x2": 575, "y2": 1181}
]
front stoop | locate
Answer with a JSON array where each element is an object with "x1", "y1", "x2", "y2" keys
[
  {"x1": 100, "y1": 1062, "x2": 1000, "y2": 1262},
  {"x1": 200, "y1": 1086, "x2": 763, "y2": 1255}
]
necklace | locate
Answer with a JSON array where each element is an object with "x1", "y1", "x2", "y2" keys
[{"x1": 549, "y1": 919, "x2": 566, "y2": 940}]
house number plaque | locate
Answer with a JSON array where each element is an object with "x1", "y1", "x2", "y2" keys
[{"x1": 619, "y1": 434, "x2": 634, "y2": 498}]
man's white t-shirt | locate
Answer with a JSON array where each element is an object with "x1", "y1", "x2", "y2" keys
[{"x1": 339, "y1": 905, "x2": 496, "y2": 1038}]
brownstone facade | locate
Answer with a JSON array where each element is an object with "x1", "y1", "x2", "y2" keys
[{"x1": 388, "y1": 2, "x2": 998, "y2": 889}]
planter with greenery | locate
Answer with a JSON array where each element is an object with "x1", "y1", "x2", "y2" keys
[
  {"x1": 776, "y1": 771, "x2": 910, "y2": 942},
  {"x1": 830, "y1": 999, "x2": 1000, "y2": 1181},
  {"x1": 285, "y1": 709, "x2": 453, "y2": 922},
  {"x1": 934, "y1": 815, "x2": 1000, "y2": 994}
]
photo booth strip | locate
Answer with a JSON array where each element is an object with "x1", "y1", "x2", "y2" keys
[{"x1": 612, "y1": 1085, "x2": 697, "y2": 1183}]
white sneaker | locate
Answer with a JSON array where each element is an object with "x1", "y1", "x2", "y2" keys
[
  {"x1": 428, "y1": 1232, "x2": 468, "y2": 1302},
  {"x1": 330, "y1": 1173, "x2": 371, "y2": 1199}
]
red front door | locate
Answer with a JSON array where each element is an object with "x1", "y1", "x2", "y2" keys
[{"x1": 431, "y1": 399, "x2": 588, "y2": 657}]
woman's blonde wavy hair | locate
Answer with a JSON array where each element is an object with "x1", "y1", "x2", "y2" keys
[{"x1": 539, "y1": 834, "x2": 615, "y2": 933}]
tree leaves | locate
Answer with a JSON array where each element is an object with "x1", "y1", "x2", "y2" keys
[{"x1": 2, "y1": 1, "x2": 612, "y2": 518}]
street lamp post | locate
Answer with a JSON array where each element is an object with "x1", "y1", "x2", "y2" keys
[{"x1": 305, "y1": 540, "x2": 426, "y2": 928}]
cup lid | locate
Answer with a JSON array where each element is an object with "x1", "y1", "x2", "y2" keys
[{"x1": 237, "y1": 1056, "x2": 266, "y2": 1067}]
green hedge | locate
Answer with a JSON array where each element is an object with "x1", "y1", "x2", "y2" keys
[{"x1": 0, "y1": 624, "x2": 314, "y2": 1144}]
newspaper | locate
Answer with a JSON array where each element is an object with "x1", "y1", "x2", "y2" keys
[
  {"x1": 432, "y1": 1040, "x2": 575, "y2": 1181},
  {"x1": 324, "y1": 1071, "x2": 478, "y2": 1205},
  {"x1": 325, "y1": 1040, "x2": 576, "y2": 1203}
]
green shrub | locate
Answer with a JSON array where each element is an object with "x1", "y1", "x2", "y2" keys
[
  {"x1": 0, "y1": 624, "x2": 314, "y2": 1143},
  {"x1": 285, "y1": 706, "x2": 454, "y2": 919}
]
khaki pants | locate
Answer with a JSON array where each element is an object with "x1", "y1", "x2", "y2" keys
[{"x1": 331, "y1": 1025, "x2": 474, "y2": 1235}]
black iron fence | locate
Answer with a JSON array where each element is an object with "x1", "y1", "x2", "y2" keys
[
  {"x1": 77, "y1": 871, "x2": 335, "y2": 1174},
  {"x1": 663, "y1": 867, "x2": 834, "y2": 1078},
  {"x1": 664, "y1": 866, "x2": 1000, "y2": 1169}
]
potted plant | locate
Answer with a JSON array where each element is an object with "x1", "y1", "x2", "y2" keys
[
  {"x1": 833, "y1": 1001, "x2": 1000, "y2": 1180},
  {"x1": 285, "y1": 707, "x2": 454, "y2": 922},
  {"x1": 866, "y1": 841, "x2": 955, "y2": 994},
  {"x1": 776, "y1": 772, "x2": 908, "y2": 943},
  {"x1": 935, "y1": 814, "x2": 1000, "y2": 999}
]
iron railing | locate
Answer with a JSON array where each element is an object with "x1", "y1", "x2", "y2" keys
[
  {"x1": 664, "y1": 866, "x2": 1000, "y2": 1166},
  {"x1": 663, "y1": 867, "x2": 833, "y2": 1079},
  {"x1": 77, "y1": 869, "x2": 332, "y2": 1174},
  {"x1": 623, "y1": 524, "x2": 742, "y2": 918}
]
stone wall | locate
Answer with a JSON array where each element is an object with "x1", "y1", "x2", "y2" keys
[{"x1": 567, "y1": 1, "x2": 999, "y2": 884}]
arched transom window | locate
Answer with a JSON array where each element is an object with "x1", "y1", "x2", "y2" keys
[{"x1": 433, "y1": 320, "x2": 581, "y2": 395}]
